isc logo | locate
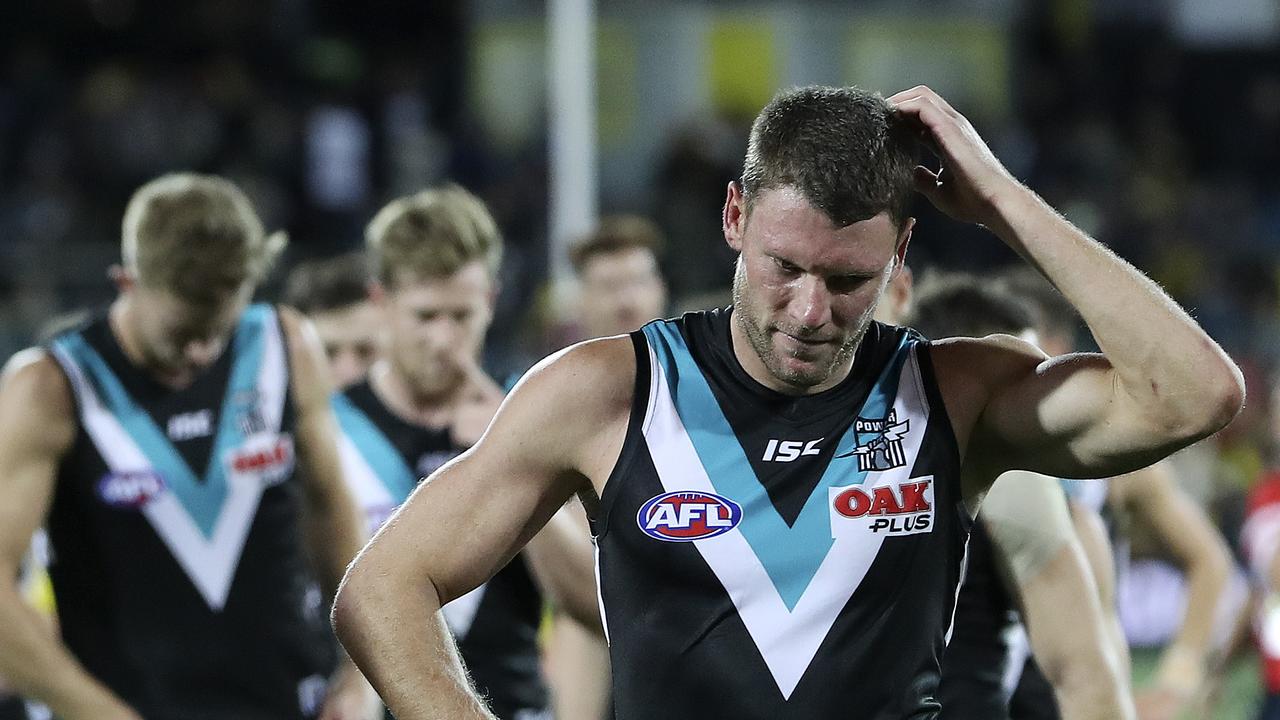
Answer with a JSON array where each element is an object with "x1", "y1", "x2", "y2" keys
[
  {"x1": 831, "y1": 478, "x2": 934, "y2": 536},
  {"x1": 762, "y1": 438, "x2": 823, "y2": 462},
  {"x1": 637, "y1": 491, "x2": 743, "y2": 542},
  {"x1": 97, "y1": 471, "x2": 167, "y2": 508}
]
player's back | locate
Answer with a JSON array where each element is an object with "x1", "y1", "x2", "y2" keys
[
  {"x1": 44, "y1": 305, "x2": 335, "y2": 720},
  {"x1": 335, "y1": 379, "x2": 550, "y2": 720},
  {"x1": 595, "y1": 309, "x2": 968, "y2": 719}
]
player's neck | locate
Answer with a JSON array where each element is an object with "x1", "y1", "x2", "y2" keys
[
  {"x1": 368, "y1": 360, "x2": 461, "y2": 429},
  {"x1": 108, "y1": 298, "x2": 197, "y2": 391}
]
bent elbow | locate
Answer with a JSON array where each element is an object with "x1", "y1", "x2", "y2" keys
[
  {"x1": 1188, "y1": 363, "x2": 1246, "y2": 439},
  {"x1": 1153, "y1": 360, "x2": 1246, "y2": 444},
  {"x1": 331, "y1": 557, "x2": 378, "y2": 649}
]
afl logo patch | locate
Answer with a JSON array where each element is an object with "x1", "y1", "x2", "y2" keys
[
  {"x1": 637, "y1": 491, "x2": 742, "y2": 542},
  {"x1": 97, "y1": 471, "x2": 167, "y2": 508}
]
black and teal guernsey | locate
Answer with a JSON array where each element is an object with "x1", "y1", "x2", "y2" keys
[
  {"x1": 333, "y1": 380, "x2": 550, "y2": 720},
  {"x1": 938, "y1": 520, "x2": 1019, "y2": 719},
  {"x1": 46, "y1": 305, "x2": 336, "y2": 720},
  {"x1": 594, "y1": 309, "x2": 969, "y2": 719}
]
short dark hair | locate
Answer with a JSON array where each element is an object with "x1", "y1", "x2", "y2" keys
[
  {"x1": 994, "y1": 266, "x2": 1079, "y2": 344},
  {"x1": 569, "y1": 215, "x2": 663, "y2": 276},
  {"x1": 907, "y1": 271, "x2": 1035, "y2": 339},
  {"x1": 283, "y1": 252, "x2": 370, "y2": 315},
  {"x1": 742, "y1": 86, "x2": 918, "y2": 228}
]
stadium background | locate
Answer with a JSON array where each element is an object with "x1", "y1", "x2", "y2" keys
[{"x1": 0, "y1": 0, "x2": 1277, "y2": 716}]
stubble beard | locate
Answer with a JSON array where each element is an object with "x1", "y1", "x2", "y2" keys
[{"x1": 731, "y1": 259, "x2": 866, "y2": 390}]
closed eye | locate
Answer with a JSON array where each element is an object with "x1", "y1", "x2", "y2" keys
[
  {"x1": 771, "y1": 256, "x2": 802, "y2": 275},
  {"x1": 828, "y1": 275, "x2": 875, "y2": 294}
]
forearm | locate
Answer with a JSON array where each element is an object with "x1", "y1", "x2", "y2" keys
[
  {"x1": 1052, "y1": 656, "x2": 1135, "y2": 720},
  {"x1": 1158, "y1": 551, "x2": 1230, "y2": 688},
  {"x1": 546, "y1": 617, "x2": 612, "y2": 720},
  {"x1": 1020, "y1": 544, "x2": 1135, "y2": 720},
  {"x1": 333, "y1": 564, "x2": 494, "y2": 720},
  {"x1": 988, "y1": 188, "x2": 1241, "y2": 428},
  {"x1": 524, "y1": 505, "x2": 603, "y2": 631},
  {"x1": 305, "y1": 491, "x2": 366, "y2": 600},
  {"x1": 0, "y1": 587, "x2": 135, "y2": 719}
]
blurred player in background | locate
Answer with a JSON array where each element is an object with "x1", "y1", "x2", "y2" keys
[
  {"x1": 284, "y1": 252, "x2": 383, "y2": 389},
  {"x1": 0, "y1": 173, "x2": 377, "y2": 719},
  {"x1": 1239, "y1": 378, "x2": 1280, "y2": 720},
  {"x1": 540, "y1": 216, "x2": 671, "y2": 720},
  {"x1": 906, "y1": 273, "x2": 1133, "y2": 720},
  {"x1": 332, "y1": 185, "x2": 601, "y2": 720},
  {"x1": 1000, "y1": 267, "x2": 1236, "y2": 720},
  {"x1": 568, "y1": 216, "x2": 668, "y2": 343}
]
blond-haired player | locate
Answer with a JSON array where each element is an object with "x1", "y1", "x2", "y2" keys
[
  {"x1": 333, "y1": 185, "x2": 599, "y2": 720},
  {"x1": 0, "y1": 173, "x2": 378, "y2": 720}
]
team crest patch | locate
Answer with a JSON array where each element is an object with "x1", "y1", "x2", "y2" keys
[
  {"x1": 836, "y1": 409, "x2": 910, "y2": 471},
  {"x1": 637, "y1": 491, "x2": 742, "y2": 542}
]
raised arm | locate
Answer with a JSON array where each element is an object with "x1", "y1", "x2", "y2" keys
[
  {"x1": 982, "y1": 471, "x2": 1134, "y2": 720},
  {"x1": 279, "y1": 308, "x2": 380, "y2": 720},
  {"x1": 891, "y1": 86, "x2": 1244, "y2": 482},
  {"x1": 331, "y1": 337, "x2": 634, "y2": 720},
  {"x1": 0, "y1": 351, "x2": 142, "y2": 720}
]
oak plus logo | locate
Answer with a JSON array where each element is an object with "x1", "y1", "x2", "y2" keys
[
  {"x1": 761, "y1": 438, "x2": 823, "y2": 463},
  {"x1": 829, "y1": 476, "x2": 934, "y2": 537}
]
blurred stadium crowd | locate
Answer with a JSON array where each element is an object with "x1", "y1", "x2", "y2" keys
[{"x1": 1, "y1": 0, "x2": 1279, "y2": 716}]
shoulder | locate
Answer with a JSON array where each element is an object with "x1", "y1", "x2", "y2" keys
[
  {"x1": 493, "y1": 335, "x2": 637, "y2": 478},
  {"x1": 0, "y1": 348, "x2": 76, "y2": 453},
  {"x1": 511, "y1": 335, "x2": 637, "y2": 416}
]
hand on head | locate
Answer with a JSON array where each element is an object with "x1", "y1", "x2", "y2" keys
[{"x1": 888, "y1": 85, "x2": 1021, "y2": 227}]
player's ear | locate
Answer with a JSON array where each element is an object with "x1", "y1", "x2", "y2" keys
[
  {"x1": 893, "y1": 217, "x2": 915, "y2": 272},
  {"x1": 367, "y1": 281, "x2": 386, "y2": 306},
  {"x1": 723, "y1": 181, "x2": 747, "y2": 253},
  {"x1": 107, "y1": 264, "x2": 136, "y2": 294}
]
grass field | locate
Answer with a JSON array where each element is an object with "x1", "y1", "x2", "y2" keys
[{"x1": 1131, "y1": 648, "x2": 1264, "y2": 719}]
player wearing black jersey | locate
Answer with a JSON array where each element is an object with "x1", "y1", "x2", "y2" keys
[
  {"x1": 325, "y1": 186, "x2": 600, "y2": 720},
  {"x1": 332, "y1": 85, "x2": 1244, "y2": 720},
  {"x1": 0, "y1": 174, "x2": 378, "y2": 720},
  {"x1": 285, "y1": 252, "x2": 383, "y2": 389}
]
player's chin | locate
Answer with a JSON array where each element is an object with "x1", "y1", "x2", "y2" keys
[{"x1": 774, "y1": 355, "x2": 832, "y2": 387}]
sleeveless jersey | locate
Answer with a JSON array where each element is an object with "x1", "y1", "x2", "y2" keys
[
  {"x1": 595, "y1": 309, "x2": 969, "y2": 719},
  {"x1": 46, "y1": 305, "x2": 335, "y2": 720},
  {"x1": 938, "y1": 520, "x2": 1019, "y2": 719},
  {"x1": 333, "y1": 380, "x2": 550, "y2": 720}
]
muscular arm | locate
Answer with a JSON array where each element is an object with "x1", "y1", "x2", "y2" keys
[
  {"x1": 1112, "y1": 463, "x2": 1232, "y2": 700},
  {"x1": 281, "y1": 308, "x2": 367, "y2": 599},
  {"x1": 0, "y1": 351, "x2": 141, "y2": 720},
  {"x1": 982, "y1": 471, "x2": 1134, "y2": 720},
  {"x1": 280, "y1": 308, "x2": 379, "y2": 719},
  {"x1": 332, "y1": 338, "x2": 634, "y2": 720},
  {"x1": 1071, "y1": 501, "x2": 1130, "y2": 676},
  {"x1": 892, "y1": 86, "x2": 1243, "y2": 486}
]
